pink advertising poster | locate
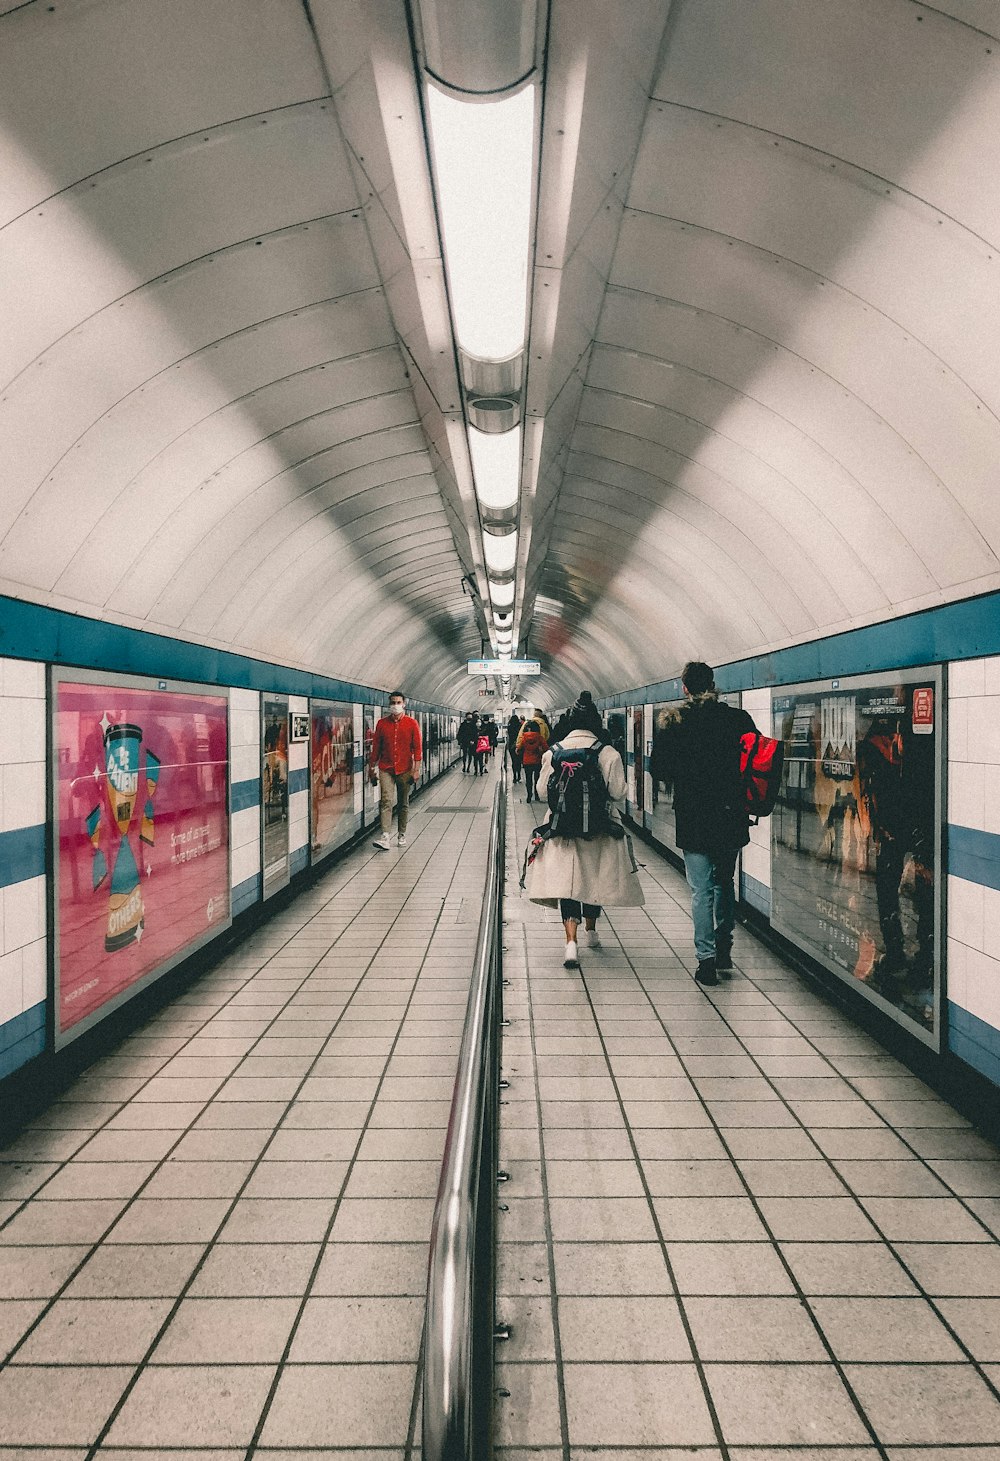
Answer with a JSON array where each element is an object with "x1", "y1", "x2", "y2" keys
[{"x1": 55, "y1": 676, "x2": 230, "y2": 1043}]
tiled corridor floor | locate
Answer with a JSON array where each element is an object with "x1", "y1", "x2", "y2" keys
[
  {"x1": 498, "y1": 788, "x2": 1000, "y2": 1459},
  {"x1": 0, "y1": 762, "x2": 494, "y2": 1456},
  {"x1": 5, "y1": 765, "x2": 1000, "y2": 1459}
]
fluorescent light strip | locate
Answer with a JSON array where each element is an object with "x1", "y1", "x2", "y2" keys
[
  {"x1": 469, "y1": 426, "x2": 521, "y2": 511},
  {"x1": 483, "y1": 530, "x2": 517, "y2": 574},
  {"x1": 490, "y1": 579, "x2": 515, "y2": 608},
  {"x1": 426, "y1": 83, "x2": 535, "y2": 361}
]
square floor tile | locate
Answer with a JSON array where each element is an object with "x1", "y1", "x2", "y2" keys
[
  {"x1": 151, "y1": 1297, "x2": 299, "y2": 1363},
  {"x1": 935, "y1": 1298, "x2": 1000, "y2": 1360},
  {"x1": 684, "y1": 1295, "x2": 828, "y2": 1361},
  {"x1": 290, "y1": 1296, "x2": 423, "y2": 1362},
  {"x1": 105, "y1": 1364, "x2": 276, "y2": 1447},
  {"x1": 494, "y1": 1362, "x2": 562, "y2": 1447},
  {"x1": 653, "y1": 1197, "x2": 768, "y2": 1241},
  {"x1": 189, "y1": 1244, "x2": 319, "y2": 1297},
  {"x1": 13, "y1": 1298, "x2": 171, "y2": 1364},
  {"x1": 557, "y1": 1295, "x2": 692, "y2": 1361},
  {"x1": 843, "y1": 1363, "x2": 1000, "y2": 1444},
  {"x1": 810, "y1": 1296, "x2": 965, "y2": 1361},
  {"x1": 0, "y1": 1246, "x2": 89, "y2": 1299},
  {"x1": 553, "y1": 1241, "x2": 673, "y2": 1295},
  {"x1": 549, "y1": 1197, "x2": 656, "y2": 1241},
  {"x1": 705, "y1": 1362, "x2": 869, "y2": 1446},
  {"x1": 0, "y1": 1366, "x2": 135, "y2": 1445},
  {"x1": 312, "y1": 1241, "x2": 428, "y2": 1296},
  {"x1": 260, "y1": 1362, "x2": 415, "y2": 1447},
  {"x1": 667, "y1": 1242, "x2": 794, "y2": 1296},
  {"x1": 563, "y1": 1362, "x2": 715, "y2": 1446},
  {"x1": 497, "y1": 1242, "x2": 550, "y2": 1297},
  {"x1": 64, "y1": 1244, "x2": 205, "y2": 1299},
  {"x1": 780, "y1": 1243, "x2": 918, "y2": 1296},
  {"x1": 756, "y1": 1198, "x2": 879, "y2": 1242}
]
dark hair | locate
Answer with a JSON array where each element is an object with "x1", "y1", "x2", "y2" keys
[
  {"x1": 577, "y1": 690, "x2": 594, "y2": 707},
  {"x1": 389, "y1": 689, "x2": 406, "y2": 702},
  {"x1": 566, "y1": 700, "x2": 604, "y2": 735},
  {"x1": 524, "y1": 720, "x2": 538, "y2": 733},
  {"x1": 681, "y1": 661, "x2": 715, "y2": 695}
]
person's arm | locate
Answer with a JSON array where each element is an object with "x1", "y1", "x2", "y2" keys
[
  {"x1": 515, "y1": 726, "x2": 526, "y2": 752},
  {"x1": 535, "y1": 748, "x2": 554, "y2": 800},
  {"x1": 411, "y1": 716, "x2": 423, "y2": 774},
  {"x1": 368, "y1": 722, "x2": 383, "y2": 770},
  {"x1": 600, "y1": 745, "x2": 628, "y2": 806}
]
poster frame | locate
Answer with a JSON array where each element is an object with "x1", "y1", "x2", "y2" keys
[
  {"x1": 50, "y1": 666, "x2": 232, "y2": 1050},
  {"x1": 261, "y1": 693, "x2": 290, "y2": 900},
  {"x1": 770, "y1": 664, "x2": 944, "y2": 1051},
  {"x1": 309, "y1": 696, "x2": 357, "y2": 865}
]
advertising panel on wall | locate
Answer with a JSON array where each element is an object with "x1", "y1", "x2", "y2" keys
[
  {"x1": 262, "y1": 696, "x2": 289, "y2": 898},
  {"x1": 311, "y1": 699, "x2": 355, "y2": 861},
  {"x1": 53, "y1": 670, "x2": 230, "y2": 1046},
  {"x1": 771, "y1": 667, "x2": 942, "y2": 1047},
  {"x1": 363, "y1": 704, "x2": 379, "y2": 823}
]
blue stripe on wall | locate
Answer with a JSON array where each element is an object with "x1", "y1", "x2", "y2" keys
[
  {"x1": 0, "y1": 825, "x2": 45, "y2": 889},
  {"x1": 948, "y1": 825, "x2": 1000, "y2": 892},
  {"x1": 231, "y1": 779, "x2": 261, "y2": 814},
  {"x1": 948, "y1": 1003, "x2": 1000, "y2": 1085},
  {"x1": 290, "y1": 845, "x2": 309, "y2": 877},
  {"x1": 0, "y1": 596, "x2": 454, "y2": 717},
  {"x1": 600, "y1": 588, "x2": 1000, "y2": 707},
  {"x1": 232, "y1": 873, "x2": 261, "y2": 918},
  {"x1": 288, "y1": 768, "x2": 309, "y2": 796},
  {"x1": 0, "y1": 1002, "x2": 46, "y2": 1079}
]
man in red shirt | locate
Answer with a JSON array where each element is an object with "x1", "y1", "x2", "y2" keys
[{"x1": 368, "y1": 690, "x2": 422, "y2": 850}]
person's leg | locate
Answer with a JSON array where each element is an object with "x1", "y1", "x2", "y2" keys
[
  {"x1": 525, "y1": 766, "x2": 538, "y2": 801},
  {"x1": 683, "y1": 851, "x2": 717, "y2": 980},
  {"x1": 376, "y1": 768, "x2": 395, "y2": 844},
  {"x1": 711, "y1": 850, "x2": 739, "y2": 971},
  {"x1": 559, "y1": 898, "x2": 582, "y2": 966},
  {"x1": 396, "y1": 773, "x2": 412, "y2": 839},
  {"x1": 582, "y1": 902, "x2": 602, "y2": 947}
]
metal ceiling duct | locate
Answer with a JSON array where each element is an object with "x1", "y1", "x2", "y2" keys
[{"x1": 415, "y1": 0, "x2": 541, "y2": 95}]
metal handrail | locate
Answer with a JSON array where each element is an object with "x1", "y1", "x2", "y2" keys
[{"x1": 422, "y1": 774, "x2": 506, "y2": 1461}]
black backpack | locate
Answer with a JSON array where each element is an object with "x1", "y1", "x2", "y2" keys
[{"x1": 546, "y1": 744, "x2": 616, "y2": 839}]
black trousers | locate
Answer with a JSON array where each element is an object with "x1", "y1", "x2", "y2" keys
[{"x1": 559, "y1": 900, "x2": 601, "y2": 923}]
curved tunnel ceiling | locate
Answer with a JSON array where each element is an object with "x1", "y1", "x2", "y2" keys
[{"x1": 2, "y1": 0, "x2": 999, "y2": 711}]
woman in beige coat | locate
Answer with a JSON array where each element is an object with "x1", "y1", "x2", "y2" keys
[{"x1": 524, "y1": 698, "x2": 645, "y2": 967}]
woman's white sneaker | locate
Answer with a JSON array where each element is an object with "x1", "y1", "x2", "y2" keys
[
  {"x1": 372, "y1": 835, "x2": 392, "y2": 851},
  {"x1": 585, "y1": 928, "x2": 601, "y2": 949},
  {"x1": 563, "y1": 940, "x2": 580, "y2": 968}
]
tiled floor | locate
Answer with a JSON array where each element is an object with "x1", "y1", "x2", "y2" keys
[
  {"x1": 6, "y1": 767, "x2": 1000, "y2": 1460},
  {"x1": 0, "y1": 763, "x2": 495, "y2": 1456},
  {"x1": 498, "y1": 787, "x2": 1000, "y2": 1459}
]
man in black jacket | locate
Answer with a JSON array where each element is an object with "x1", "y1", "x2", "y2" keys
[{"x1": 653, "y1": 662, "x2": 756, "y2": 986}]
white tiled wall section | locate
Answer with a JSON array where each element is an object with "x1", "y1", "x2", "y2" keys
[
  {"x1": 288, "y1": 695, "x2": 309, "y2": 857},
  {"x1": 947, "y1": 656, "x2": 1000, "y2": 1025},
  {"x1": 230, "y1": 688, "x2": 260, "y2": 891},
  {"x1": 0, "y1": 658, "x2": 47, "y2": 1027},
  {"x1": 742, "y1": 686, "x2": 772, "y2": 890}
]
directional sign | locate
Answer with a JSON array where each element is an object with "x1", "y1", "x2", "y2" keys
[{"x1": 467, "y1": 659, "x2": 540, "y2": 676}]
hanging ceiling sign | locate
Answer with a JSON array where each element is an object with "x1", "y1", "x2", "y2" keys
[{"x1": 467, "y1": 659, "x2": 540, "y2": 676}]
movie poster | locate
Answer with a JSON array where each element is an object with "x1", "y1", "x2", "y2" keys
[
  {"x1": 771, "y1": 669, "x2": 941, "y2": 1044},
  {"x1": 311, "y1": 700, "x2": 355, "y2": 859},
  {"x1": 262, "y1": 696, "x2": 289, "y2": 897},
  {"x1": 363, "y1": 704, "x2": 379, "y2": 824},
  {"x1": 54, "y1": 674, "x2": 230, "y2": 1044}
]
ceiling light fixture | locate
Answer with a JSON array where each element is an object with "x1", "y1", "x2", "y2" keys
[
  {"x1": 425, "y1": 83, "x2": 535, "y2": 361},
  {"x1": 468, "y1": 426, "x2": 521, "y2": 513},
  {"x1": 483, "y1": 530, "x2": 518, "y2": 575},
  {"x1": 489, "y1": 579, "x2": 515, "y2": 609}
]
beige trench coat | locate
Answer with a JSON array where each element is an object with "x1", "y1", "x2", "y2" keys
[{"x1": 524, "y1": 730, "x2": 645, "y2": 908}]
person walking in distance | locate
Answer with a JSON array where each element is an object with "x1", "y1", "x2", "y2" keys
[
  {"x1": 457, "y1": 712, "x2": 478, "y2": 773},
  {"x1": 369, "y1": 690, "x2": 422, "y2": 850},
  {"x1": 507, "y1": 711, "x2": 525, "y2": 783},
  {"x1": 524, "y1": 693, "x2": 644, "y2": 968},
  {"x1": 654, "y1": 661, "x2": 756, "y2": 985},
  {"x1": 518, "y1": 719, "x2": 545, "y2": 803},
  {"x1": 473, "y1": 721, "x2": 491, "y2": 776}
]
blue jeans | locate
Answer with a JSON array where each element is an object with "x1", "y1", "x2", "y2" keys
[{"x1": 683, "y1": 850, "x2": 739, "y2": 962}]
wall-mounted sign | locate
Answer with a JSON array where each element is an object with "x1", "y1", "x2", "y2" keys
[
  {"x1": 467, "y1": 659, "x2": 540, "y2": 676},
  {"x1": 289, "y1": 712, "x2": 310, "y2": 742}
]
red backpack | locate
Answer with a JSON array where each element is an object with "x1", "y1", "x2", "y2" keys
[{"x1": 739, "y1": 730, "x2": 785, "y2": 822}]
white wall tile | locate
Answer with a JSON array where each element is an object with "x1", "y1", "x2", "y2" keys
[
  {"x1": 20, "y1": 940, "x2": 47, "y2": 1008},
  {"x1": 949, "y1": 761, "x2": 985, "y2": 831},
  {"x1": 948, "y1": 874, "x2": 985, "y2": 952},
  {"x1": 0, "y1": 948, "x2": 24, "y2": 1025},
  {"x1": 948, "y1": 696, "x2": 969, "y2": 764},
  {"x1": 984, "y1": 886, "x2": 1000, "y2": 963},
  {"x1": 230, "y1": 688, "x2": 259, "y2": 714},
  {"x1": 0, "y1": 698, "x2": 45, "y2": 765},
  {"x1": 0, "y1": 763, "x2": 46, "y2": 834},
  {"x1": 2, "y1": 659, "x2": 45, "y2": 699},
  {"x1": 289, "y1": 790, "x2": 309, "y2": 852},
  {"x1": 968, "y1": 696, "x2": 1000, "y2": 767},
  {"x1": 3, "y1": 877, "x2": 45, "y2": 954},
  {"x1": 231, "y1": 806, "x2": 260, "y2": 853},
  {"x1": 985, "y1": 767, "x2": 1000, "y2": 837},
  {"x1": 742, "y1": 687, "x2": 771, "y2": 721},
  {"x1": 983, "y1": 657, "x2": 1000, "y2": 696},
  {"x1": 947, "y1": 936, "x2": 969, "y2": 1010},
  {"x1": 231, "y1": 840, "x2": 260, "y2": 889},
  {"x1": 964, "y1": 947, "x2": 1000, "y2": 1031},
  {"x1": 951, "y1": 658, "x2": 986, "y2": 698},
  {"x1": 231, "y1": 742, "x2": 260, "y2": 786},
  {"x1": 743, "y1": 840, "x2": 770, "y2": 886}
]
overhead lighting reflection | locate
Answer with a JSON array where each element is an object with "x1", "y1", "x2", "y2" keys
[
  {"x1": 426, "y1": 83, "x2": 535, "y2": 361},
  {"x1": 469, "y1": 426, "x2": 521, "y2": 511}
]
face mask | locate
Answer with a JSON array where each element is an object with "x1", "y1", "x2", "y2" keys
[{"x1": 390, "y1": 703, "x2": 404, "y2": 719}]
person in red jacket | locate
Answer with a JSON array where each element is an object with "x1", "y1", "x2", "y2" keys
[{"x1": 368, "y1": 690, "x2": 422, "y2": 851}]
